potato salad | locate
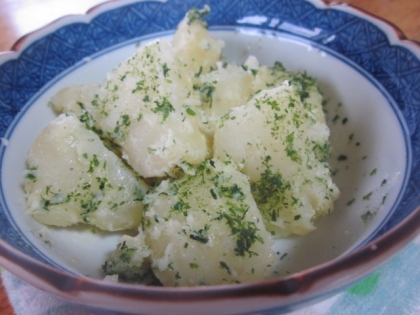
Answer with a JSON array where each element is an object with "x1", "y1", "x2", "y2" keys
[{"x1": 24, "y1": 6, "x2": 339, "y2": 286}]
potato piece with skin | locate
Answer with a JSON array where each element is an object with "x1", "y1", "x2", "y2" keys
[
  {"x1": 214, "y1": 83, "x2": 339, "y2": 237},
  {"x1": 24, "y1": 114, "x2": 148, "y2": 231},
  {"x1": 143, "y1": 159, "x2": 276, "y2": 286}
]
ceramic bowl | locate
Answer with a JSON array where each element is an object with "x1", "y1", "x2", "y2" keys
[{"x1": 0, "y1": 0, "x2": 420, "y2": 314}]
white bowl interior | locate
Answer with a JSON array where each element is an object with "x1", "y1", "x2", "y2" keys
[{"x1": 1, "y1": 27, "x2": 409, "y2": 279}]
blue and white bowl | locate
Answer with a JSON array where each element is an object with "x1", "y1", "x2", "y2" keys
[{"x1": 0, "y1": 0, "x2": 419, "y2": 314}]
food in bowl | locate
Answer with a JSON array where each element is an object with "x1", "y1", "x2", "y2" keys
[{"x1": 23, "y1": 6, "x2": 339, "y2": 286}]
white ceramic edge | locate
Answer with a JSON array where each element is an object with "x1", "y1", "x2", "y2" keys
[{"x1": 1, "y1": 0, "x2": 419, "y2": 59}]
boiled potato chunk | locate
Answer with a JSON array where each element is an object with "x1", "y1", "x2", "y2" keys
[
  {"x1": 245, "y1": 56, "x2": 326, "y2": 124},
  {"x1": 143, "y1": 159, "x2": 276, "y2": 286},
  {"x1": 122, "y1": 111, "x2": 209, "y2": 178},
  {"x1": 172, "y1": 5, "x2": 224, "y2": 75},
  {"x1": 50, "y1": 83, "x2": 100, "y2": 117},
  {"x1": 52, "y1": 40, "x2": 208, "y2": 178},
  {"x1": 196, "y1": 63, "x2": 254, "y2": 135},
  {"x1": 95, "y1": 39, "x2": 194, "y2": 128},
  {"x1": 214, "y1": 83, "x2": 339, "y2": 236},
  {"x1": 244, "y1": 56, "x2": 290, "y2": 93},
  {"x1": 24, "y1": 114, "x2": 148, "y2": 231},
  {"x1": 102, "y1": 229, "x2": 157, "y2": 284}
]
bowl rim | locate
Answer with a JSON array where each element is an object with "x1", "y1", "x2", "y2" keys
[
  {"x1": 1, "y1": 0, "x2": 420, "y2": 313},
  {"x1": 320, "y1": 0, "x2": 420, "y2": 47},
  {"x1": 1, "y1": 204, "x2": 419, "y2": 311},
  {"x1": 2, "y1": 0, "x2": 420, "y2": 55}
]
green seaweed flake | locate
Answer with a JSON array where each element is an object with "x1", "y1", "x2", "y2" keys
[
  {"x1": 151, "y1": 97, "x2": 174, "y2": 121},
  {"x1": 221, "y1": 202, "x2": 263, "y2": 257}
]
